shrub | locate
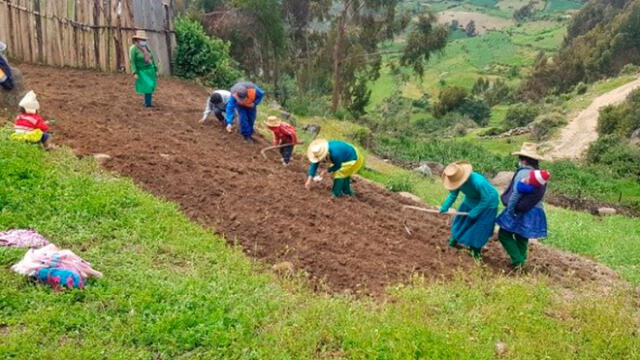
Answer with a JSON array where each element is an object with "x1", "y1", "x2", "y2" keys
[
  {"x1": 433, "y1": 86, "x2": 468, "y2": 118},
  {"x1": 587, "y1": 135, "x2": 640, "y2": 178},
  {"x1": 597, "y1": 89, "x2": 640, "y2": 137},
  {"x1": 385, "y1": 173, "x2": 415, "y2": 193},
  {"x1": 530, "y1": 112, "x2": 566, "y2": 140},
  {"x1": 349, "y1": 127, "x2": 373, "y2": 147},
  {"x1": 504, "y1": 103, "x2": 540, "y2": 128},
  {"x1": 457, "y1": 98, "x2": 491, "y2": 126},
  {"x1": 479, "y1": 127, "x2": 504, "y2": 136},
  {"x1": 173, "y1": 16, "x2": 242, "y2": 88},
  {"x1": 574, "y1": 82, "x2": 588, "y2": 95},
  {"x1": 619, "y1": 63, "x2": 640, "y2": 75}
]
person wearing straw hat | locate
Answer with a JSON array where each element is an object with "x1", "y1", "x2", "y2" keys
[
  {"x1": 439, "y1": 161, "x2": 499, "y2": 258},
  {"x1": 496, "y1": 142, "x2": 549, "y2": 269},
  {"x1": 305, "y1": 139, "x2": 364, "y2": 197},
  {"x1": 0, "y1": 40, "x2": 14, "y2": 90},
  {"x1": 10, "y1": 90, "x2": 53, "y2": 149},
  {"x1": 225, "y1": 81, "x2": 265, "y2": 142},
  {"x1": 265, "y1": 116, "x2": 298, "y2": 166},
  {"x1": 129, "y1": 30, "x2": 158, "y2": 108}
]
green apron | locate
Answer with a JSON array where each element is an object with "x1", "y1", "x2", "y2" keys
[{"x1": 129, "y1": 45, "x2": 157, "y2": 94}]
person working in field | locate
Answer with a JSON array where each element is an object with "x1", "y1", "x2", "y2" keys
[
  {"x1": 439, "y1": 161, "x2": 499, "y2": 259},
  {"x1": 305, "y1": 139, "x2": 364, "y2": 197},
  {"x1": 225, "y1": 82, "x2": 265, "y2": 142},
  {"x1": 265, "y1": 116, "x2": 298, "y2": 166},
  {"x1": 129, "y1": 30, "x2": 158, "y2": 108},
  {"x1": 200, "y1": 89, "x2": 231, "y2": 124},
  {"x1": 496, "y1": 143, "x2": 549, "y2": 269},
  {"x1": 11, "y1": 91, "x2": 53, "y2": 150},
  {"x1": 0, "y1": 41, "x2": 14, "y2": 90}
]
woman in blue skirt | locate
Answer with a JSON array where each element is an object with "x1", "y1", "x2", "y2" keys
[
  {"x1": 496, "y1": 143, "x2": 549, "y2": 268},
  {"x1": 439, "y1": 161, "x2": 499, "y2": 259}
]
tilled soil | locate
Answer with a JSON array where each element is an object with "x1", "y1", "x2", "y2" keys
[{"x1": 19, "y1": 64, "x2": 620, "y2": 294}]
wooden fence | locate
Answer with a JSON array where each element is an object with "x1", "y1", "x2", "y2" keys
[{"x1": 0, "y1": 0, "x2": 176, "y2": 74}]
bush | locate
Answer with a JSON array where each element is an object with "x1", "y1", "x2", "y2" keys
[
  {"x1": 479, "y1": 127, "x2": 504, "y2": 137},
  {"x1": 587, "y1": 135, "x2": 640, "y2": 178},
  {"x1": 286, "y1": 93, "x2": 331, "y2": 117},
  {"x1": 504, "y1": 103, "x2": 540, "y2": 128},
  {"x1": 385, "y1": 173, "x2": 415, "y2": 193},
  {"x1": 348, "y1": 127, "x2": 373, "y2": 147},
  {"x1": 457, "y1": 98, "x2": 491, "y2": 126},
  {"x1": 597, "y1": 89, "x2": 640, "y2": 138},
  {"x1": 173, "y1": 16, "x2": 242, "y2": 88},
  {"x1": 530, "y1": 112, "x2": 566, "y2": 140},
  {"x1": 619, "y1": 63, "x2": 640, "y2": 75},
  {"x1": 433, "y1": 86, "x2": 468, "y2": 118},
  {"x1": 574, "y1": 82, "x2": 588, "y2": 95}
]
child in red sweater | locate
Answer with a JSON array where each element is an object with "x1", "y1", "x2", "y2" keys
[
  {"x1": 265, "y1": 116, "x2": 298, "y2": 166},
  {"x1": 11, "y1": 91, "x2": 53, "y2": 150}
]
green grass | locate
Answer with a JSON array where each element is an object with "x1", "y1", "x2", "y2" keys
[{"x1": 1, "y1": 127, "x2": 640, "y2": 358}]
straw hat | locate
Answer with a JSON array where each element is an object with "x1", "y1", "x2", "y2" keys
[
  {"x1": 132, "y1": 30, "x2": 148, "y2": 41},
  {"x1": 442, "y1": 161, "x2": 473, "y2": 191},
  {"x1": 307, "y1": 139, "x2": 329, "y2": 163},
  {"x1": 512, "y1": 142, "x2": 544, "y2": 161},
  {"x1": 19, "y1": 90, "x2": 40, "y2": 114},
  {"x1": 0, "y1": 41, "x2": 6, "y2": 53},
  {"x1": 265, "y1": 116, "x2": 282, "y2": 128}
]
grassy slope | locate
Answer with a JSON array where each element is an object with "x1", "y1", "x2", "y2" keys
[{"x1": 1, "y1": 128, "x2": 639, "y2": 358}]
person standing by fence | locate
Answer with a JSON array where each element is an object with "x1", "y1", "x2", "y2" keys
[{"x1": 129, "y1": 30, "x2": 158, "y2": 108}]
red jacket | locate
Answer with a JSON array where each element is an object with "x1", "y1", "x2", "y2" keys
[
  {"x1": 268, "y1": 122, "x2": 298, "y2": 146},
  {"x1": 14, "y1": 113, "x2": 48, "y2": 133}
]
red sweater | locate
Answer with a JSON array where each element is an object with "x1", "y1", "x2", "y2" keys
[
  {"x1": 14, "y1": 113, "x2": 48, "y2": 133},
  {"x1": 268, "y1": 122, "x2": 298, "y2": 145}
]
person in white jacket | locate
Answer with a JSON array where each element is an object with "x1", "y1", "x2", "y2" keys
[{"x1": 199, "y1": 89, "x2": 231, "y2": 124}]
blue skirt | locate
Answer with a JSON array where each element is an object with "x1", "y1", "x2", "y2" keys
[
  {"x1": 496, "y1": 207, "x2": 547, "y2": 239},
  {"x1": 451, "y1": 202, "x2": 498, "y2": 249}
]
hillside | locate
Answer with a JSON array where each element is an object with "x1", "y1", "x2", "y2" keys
[{"x1": 10, "y1": 63, "x2": 622, "y2": 295}]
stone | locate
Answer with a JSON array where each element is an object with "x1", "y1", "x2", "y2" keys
[
  {"x1": 425, "y1": 161, "x2": 445, "y2": 176},
  {"x1": 491, "y1": 171, "x2": 515, "y2": 190},
  {"x1": 597, "y1": 207, "x2": 617, "y2": 216},
  {"x1": 159, "y1": 153, "x2": 172, "y2": 160},
  {"x1": 495, "y1": 342, "x2": 507, "y2": 357},
  {"x1": 93, "y1": 153, "x2": 112, "y2": 164},
  {"x1": 630, "y1": 128, "x2": 640, "y2": 147},
  {"x1": 303, "y1": 124, "x2": 321, "y2": 136},
  {"x1": 398, "y1": 192, "x2": 423, "y2": 204},
  {"x1": 413, "y1": 164, "x2": 433, "y2": 177}
]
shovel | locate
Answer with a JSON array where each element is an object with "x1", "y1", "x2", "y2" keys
[
  {"x1": 402, "y1": 205, "x2": 468, "y2": 216},
  {"x1": 260, "y1": 142, "x2": 305, "y2": 159}
]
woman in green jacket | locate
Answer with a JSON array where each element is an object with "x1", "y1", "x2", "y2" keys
[{"x1": 129, "y1": 30, "x2": 158, "y2": 108}]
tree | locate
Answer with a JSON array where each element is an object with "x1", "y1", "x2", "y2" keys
[
  {"x1": 433, "y1": 86, "x2": 468, "y2": 118},
  {"x1": 399, "y1": 14, "x2": 448, "y2": 77},
  {"x1": 465, "y1": 20, "x2": 476, "y2": 37}
]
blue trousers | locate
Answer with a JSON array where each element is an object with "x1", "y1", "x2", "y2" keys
[
  {"x1": 144, "y1": 93, "x2": 153, "y2": 107},
  {"x1": 237, "y1": 106, "x2": 257, "y2": 139},
  {"x1": 280, "y1": 144, "x2": 294, "y2": 164}
]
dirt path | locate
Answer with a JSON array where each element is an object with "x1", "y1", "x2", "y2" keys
[
  {"x1": 546, "y1": 77, "x2": 640, "y2": 160},
  {"x1": 20, "y1": 64, "x2": 620, "y2": 294}
]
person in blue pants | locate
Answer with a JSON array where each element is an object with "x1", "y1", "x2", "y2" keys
[{"x1": 225, "y1": 82, "x2": 265, "y2": 142}]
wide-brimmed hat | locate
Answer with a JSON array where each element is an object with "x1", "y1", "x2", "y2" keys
[
  {"x1": 265, "y1": 116, "x2": 282, "y2": 128},
  {"x1": 132, "y1": 30, "x2": 148, "y2": 41},
  {"x1": 0, "y1": 41, "x2": 6, "y2": 53},
  {"x1": 512, "y1": 142, "x2": 544, "y2": 161},
  {"x1": 307, "y1": 139, "x2": 329, "y2": 163},
  {"x1": 19, "y1": 90, "x2": 40, "y2": 114},
  {"x1": 442, "y1": 161, "x2": 473, "y2": 191}
]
